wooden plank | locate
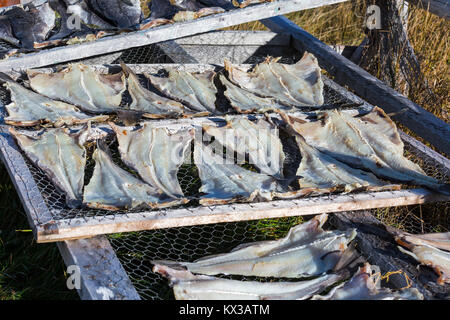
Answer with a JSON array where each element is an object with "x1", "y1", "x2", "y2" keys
[
  {"x1": 407, "y1": 0, "x2": 450, "y2": 19},
  {"x1": 36, "y1": 188, "x2": 450, "y2": 242},
  {"x1": 0, "y1": 0, "x2": 349, "y2": 72},
  {"x1": 57, "y1": 235, "x2": 141, "y2": 300},
  {"x1": 261, "y1": 16, "x2": 450, "y2": 156}
]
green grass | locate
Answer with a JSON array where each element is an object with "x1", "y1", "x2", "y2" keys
[{"x1": 0, "y1": 163, "x2": 78, "y2": 300}]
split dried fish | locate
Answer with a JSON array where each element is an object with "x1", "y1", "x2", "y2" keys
[
  {"x1": 5, "y1": 3, "x2": 55, "y2": 49},
  {"x1": 280, "y1": 112, "x2": 398, "y2": 196},
  {"x1": 225, "y1": 52, "x2": 324, "y2": 107},
  {"x1": 220, "y1": 74, "x2": 290, "y2": 114},
  {"x1": 110, "y1": 122, "x2": 194, "y2": 199},
  {"x1": 392, "y1": 230, "x2": 450, "y2": 252},
  {"x1": 0, "y1": 15, "x2": 20, "y2": 46},
  {"x1": 83, "y1": 142, "x2": 188, "y2": 211},
  {"x1": 172, "y1": 7, "x2": 225, "y2": 22},
  {"x1": 153, "y1": 263, "x2": 346, "y2": 300},
  {"x1": 396, "y1": 237, "x2": 450, "y2": 285},
  {"x1": 138, "y1": 18, "x2": 172, "y2": 30},
  {"x1": 153, "y1": 214, "x2": 357, "y2": 278},
  {"x1": 149, "y1": 0, "x2": 224, "y2": 21},
  {"x1": 27, "y1": 63, "x2": 126, "y2": 114},
  {"x1": 9, "y1": 126, "x2": 89, "y2": 208},
  {"x1": 120, "y1": 62, "x2": 186, "y2": 118},
  {"x1": 86, "y1": 0, "x2": 143, "y2": 28},
  {"x1": 3, "y1": 79, "x2": 107, "y2": 127},
  {"x1": 203, "y1": 116, "x2": 285, "y2": 179},
  {"x1": 194, "y1": 138, "x2": 283, "y2": 205},
  {"x1": 282, "y1": 107, "x2": 448, "y2": 194},
  {"x1": 311, "y1": 263, "x2": 424, "y2": 300},
  {"x1": 146, "y1": 69, "x2": 217, "y2": 113}
]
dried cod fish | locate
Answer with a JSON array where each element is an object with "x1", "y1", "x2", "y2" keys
[
  {"x1": 83, "y1": 142, "x2": 188, "y2": 210},
  {"x1": 396, "y1": 237, "x2": 450, "y2": 285},
  {"x1": 0, "y1": 15, "x2": 20, "y2": 46},
  {"x1": 120, "y1": 62, "x2": 186, "y2": 118},
  {"x1": 154, "y1": 214, "x2": 357, "y2": 278},
  {"x1": 110, "y1": 122, "x2": 194, "y2": 199},
  {"x1": 203, "y1": 116, "x2": 285, "y2": 179},
  {"x1": 149, "y1": 0, "x2": 224, "y2": 21},
  {"x1": 146, "y1": 69, "x2": 217, "y2": 113},
  {"x1": 392, "y1": 230, "x2": 450, "y2": 252},
  {"x1": 139, "y1": 18, "x2": 172, "y2": 30},
  {"x1": 280, "y1": 112, "x2": 398, "y2": 196},
  {"x1": 225, "y1": 52, "x2": 324, "y2": 107},
  {"x1": 172, "y1": 7, "x2": 225, "y2": 22},
  {"x1": 9, "y1": 126, "x2": 89, "y2": 208},
  {"x1": 220, "y1": 74, "x2": 290, "y2": 113},
  {"x1": 3, "y1": 79, "x2": 108, "y2": 127},
  {"x1": 153, "y1": 263, "x2": 346, "y2": 300},
  {"x1": 27, "y1": 63, "x2": 126, "y2": 114},
  {"x1": 312, "y1": 263, "x2": 424, "y2": 300},
  {"x1": 283, "y1": 107, "x2": 448, "y2": 194},
  {"x1": 194, "y1": 138, "x2": 283, "y2": 205},
  {"x1": 86, "y1": 0, "x2": 143, "y2": 28},
  {"x1": 4, "y1": 2, "x2": 55, "y2": 49},
  {"x1": 232, "y1": 0, "x2": 273, "y2": 8}
]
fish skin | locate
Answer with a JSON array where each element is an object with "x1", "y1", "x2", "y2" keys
[
  {"x1": 225, "y1": 52, "x2": 324, "y2": 107},
  {"x1": 203, "y1": 116, "x2": 286, "y2": 179},
  {"x1": 110, "y1": 122, "x2": 194, "y2": 199},
  {"x1": 154, "y1": 214, "x2": 358, "y2": 278},
  {"x1": 83, "y1": 141, "x2": 188, "y2": 210},
  {"x1": 193, "y1": 138, "x2": 284, "y2": 205},
  {"x1": 389, "y1": 229, "x2": 450, "y2": 252},
  {"x1": 86, "y1": 0, "x2": 143, "y2": 28},
  {"x1": 27, "y1": 63, "x2": 126, "y2": 114},
  {"x1": 9, "y1": 126, "x2": 88, "y2": 208},
  {"x1": 149, "y1": 0, "x2": 204, "y2": 19},
  {"x1": 120, "y1": 62, "x2": 186, "y2": 117},
  {"x1": 396, "y1": 239, "x2": 450, "y2": 285},
  {"x1": 284, "y1": 107, "x2": 447, "y2": 194},
  {"x1": 5, "y1": 3, "x2": 55, "y2": 49},
  {"x1": 0, "y1": 16, "x2": 20, "y2": 46},
  {"x1": 3, "y1": 80, "x2": 108, "y2": 127},
  {"x1": 146, "y1": 69, "x2": 217, "y2": 113},
  {"x1": 153, "y1": 263, "x2": 346, "y2": 300},
  {"x1": 311, "y1": 263, "x2": 424, "y2": 300}
]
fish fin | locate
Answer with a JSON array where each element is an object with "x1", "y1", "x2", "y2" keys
[{"x1": 332, "y1": 242, "x2": 363, "y2": 273}]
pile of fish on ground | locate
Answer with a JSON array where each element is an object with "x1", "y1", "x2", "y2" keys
[
  {"x1": 2, "y1": 53, "x2": 449, "y2": 211},
  {"x1": 0, "y1": 0, "x2": 270, "y2": 57},
  {"x1": 152, "y1": 213, "x2": 428, "y2": 300}
]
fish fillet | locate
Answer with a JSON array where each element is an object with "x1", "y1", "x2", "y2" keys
[
  {"x1": 120, "y1": 62, "x2": 187, "y2": 118},
  {"x1": 225, "y1": 52, "x2": 324, "y2": 107},
  {"x1": 3, "y1": 80, "x2": 107, "y2": 127},
  {"x1": 194, "y1": 138, "x2": 283, "y2": 205},
  {"x1": 283, "y1": 107, "x2": 448, "y2": 194},
  {"x1": 153, "y1": 214, "x2": 357, "y2": 278},
  {"x1": 9, "y1": 126, "x2": 89, "y2": 208},
  {"x1": 153, "y1": 263, "x2": 346, "y2": 300},
  {"x1": 220, "y1": 74, "x2": 291, "y2": 113},
  {"x1": 396, "y1": 238, "x2": 450, "y2": 285},
  {"x1": 83, "y1": 142, "x2": 188, "y2": 210},
  {"x1": 27, "y1": 63, "x2": 126, "y2": 114},
  {"x1": 203, "y1": 116, "x2": 285, "y2": 179},
  {"x1": 146, "y1": 69, "x2": 217, "y2": 113},
  {"x1": 312, "y1": 263, "x2": 424, "y2": 300},
  {"x1": 110, "y1": 122, "x2": 194, "y2": 199}
]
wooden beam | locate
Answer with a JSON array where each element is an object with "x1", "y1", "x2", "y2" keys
[
  {"x1": 261, "y1": 16, "x2": 450, "y2": 156},
  {"x1": 0, "y1": 0, "x2": 349, "y2": 72},
  {"x1": 407, "y1": 0, "x2": 450, "y2": 19},
  {"x1": 57, "y1": 236, "x2": 141, "y2": 300}
]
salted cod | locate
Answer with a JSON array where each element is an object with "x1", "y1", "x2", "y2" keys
[
  {"x1": 153, "y1": 213, "x2": 357, "y2": 278},
  {"x1": 146, "y1": 69, "x2": 217, "y2": 114},
  {"x1": 83, "y1": 141, "x2": 188, "y2": 210},
  {"x1": 396, "y1": 236, "x2": 450, "y2": 285},
  {"x1": 9, "y1": 125, "x2": 90, "y2": 208},
  {"x1": 153, "y1": 263, "x2": 347, "y2": 300},
  {"x1": 202, "y1": 116, "x2": 285, "y2": 179},
  {"x1": 110, "y1": 122, "x2": 194, "y2": 199},
  {"x1": 2, "y1": 78, "x2": 107, "y2": 127},
  {"x1": 281, "y1": 107, "x2": 449, "y2": 194},
  {"x1": 149, "y1": 0, "x2": 225, "y2": 22},
  {"x1": 27, "y1": 63, "x2": 126, "y2": 114},
  {"x1": 224, "y1": 52, "x2": 324, "y2": 107},
  {"x1": 193, "y1": 137, "x2": 284, "y2": 205},
  {"x1": 311, "y1": 263, "x2": 424, "y2": 300}
]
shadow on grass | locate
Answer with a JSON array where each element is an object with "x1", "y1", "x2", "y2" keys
[{"x1": 0, "y1": 163, "x2": 78, "y2": 300}]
